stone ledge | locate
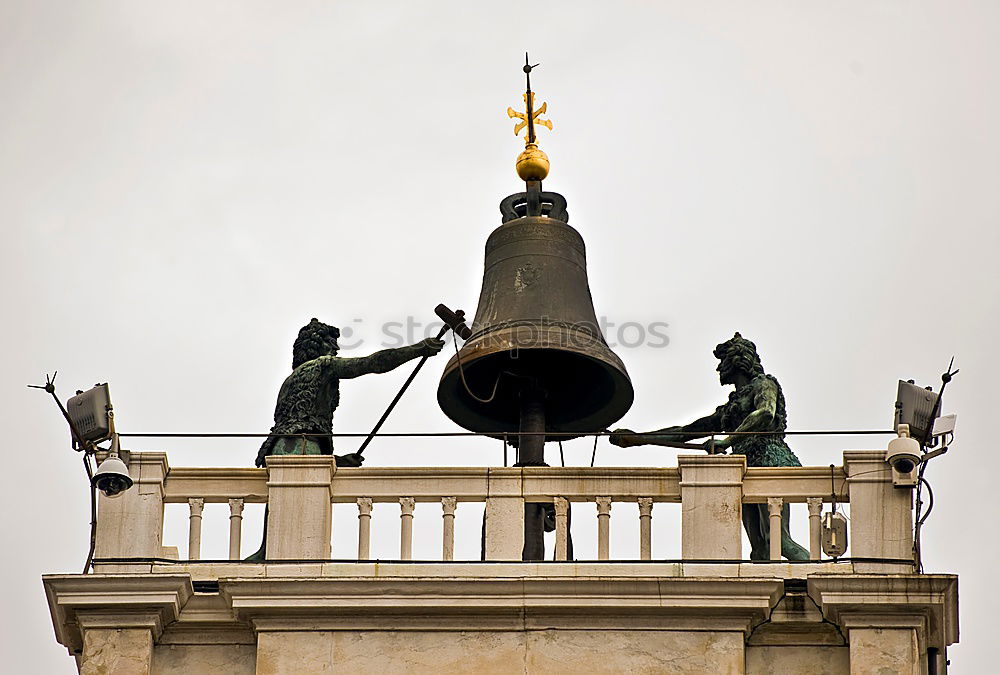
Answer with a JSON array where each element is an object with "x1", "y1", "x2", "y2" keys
[
  {"x1": 219, "y1": 576, "x2": 784, "y2": 634},
  {"x1": 151, "y1": 560, "x2": 856, "y2": 581}
]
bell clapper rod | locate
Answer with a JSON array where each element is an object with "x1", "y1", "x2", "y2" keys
[{"x1": 357, "y1": 305, "x2": 470, "y2": 456}]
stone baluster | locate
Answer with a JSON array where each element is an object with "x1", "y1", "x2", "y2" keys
[
  {"x1": 228, "y1": 498, "x2": 244, "y2": 560},
  {"x1": 187, "y1": 498, "x2": 204, "y2": 560},
  {"x1": 806, "y1": 497, "x2": 823, "y2": 560},
  {"x1": 93, "y1": 452, "x2": 169, "y2": 572},
  {"x1": 399, "y1": 497, "x2": 415, "y2": 560},
  {"x1": 844, "y1": 450, "x2": 915, "y2": 573},
  {"x1": 441, "y1": 497, "x2": 457, "y2": 561},
  {"x1": 767, "y1": 497, "x2": 783, "y2": 561},
  {"x1": 678, "y1": 454, "x2": 747, "y2": 560},
  {"x1": 638, "y1": 498, "x2": 653, "y2": 561},
  {"x1": 357, "y1": 498, "x2": 373, "y2": 560},
  {"x1": 264, "y1": 455, "x2": 335, "y2": 560},
  {"x1": 596, "y1": 497, "x2": 612, "y2": 560},
  {"x1": 553, "y1": 497, "x2": 570, "y2": 561}
]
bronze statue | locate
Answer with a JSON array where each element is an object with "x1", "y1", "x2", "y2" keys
[
  {"x1": 610, "y1": 333, "x2": 809, "y2": 561},
  {"x1": 255, "y1": 318, "x2": 444, "y2": 468},
  {"x1": 246, "y1": 318, "x2": 443, "y2": 561}
]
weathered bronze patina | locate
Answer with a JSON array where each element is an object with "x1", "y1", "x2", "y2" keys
[
  {"x1": 611, "y1": 333, "x2": 810, "y2": 561},
  {"x1": 255, "y1": 318, "x2": 444, "y2": 468},
  {"x1": 247, "y1": 318, "x2": 443, "y2": 561},
  {"x1": 436, "y1": 211, "x2": 634, "y2": 442}
]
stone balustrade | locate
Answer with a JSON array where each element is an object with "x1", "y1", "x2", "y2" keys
[
  {"x1": 53, "y1": 448, "x2": 956, "y2": 675},
  {"x1": 91, "y1": 449, "x2": 912, "y2": 573}
]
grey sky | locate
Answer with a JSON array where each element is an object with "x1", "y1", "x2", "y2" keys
[{"x1": 2, "y1": 1, "x2": 997, "y2": 670}]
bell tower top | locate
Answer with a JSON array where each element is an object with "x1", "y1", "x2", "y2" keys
[{"x1": 507, "y1": 53, "x2": 552, "y2": 182}]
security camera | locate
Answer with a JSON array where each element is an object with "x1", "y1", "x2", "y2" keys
[
  {"x1": 91, "y1": 428, "x2": 133, "y2": 498},
  {"x1": 91, "y1": 455, "x2": 132, "y2": 497},
  {"x1": 92, "y1": 452, "x2": 133, "y2": 498},
  {"x1": 886, "y1": 424, "x2": 921, "y2": 488}
]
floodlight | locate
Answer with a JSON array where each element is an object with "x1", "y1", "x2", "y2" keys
[
  {"x1": 67, "y1": 384, "x2": 113, "y2": 444},
  {"x1": 893, "y1": 380, "x2": 940, "y2": 445}
]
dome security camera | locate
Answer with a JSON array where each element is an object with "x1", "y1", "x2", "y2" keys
[
  {"x1": 92, "y1": 454, "x2": 133, "y2": 498},
  {"x1": 886, "y1": 425, "x2": 921, "y2": 488}
]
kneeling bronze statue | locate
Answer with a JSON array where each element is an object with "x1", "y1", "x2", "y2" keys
[{"x1": 611, "y1": 333, "x2": 809, "y2": 561}]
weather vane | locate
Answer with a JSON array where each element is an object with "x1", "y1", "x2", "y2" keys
[{"x1": 507, "y1": 53, "x2": 552, "y2": 182}]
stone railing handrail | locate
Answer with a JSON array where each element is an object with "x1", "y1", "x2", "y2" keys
[{"x1": 161, "y1": 465, "x2": 849, "y2": 504}]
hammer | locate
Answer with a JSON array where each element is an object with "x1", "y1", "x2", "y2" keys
[{"x1": 356, "y1": 304, "x2": 471, "y2": 456}]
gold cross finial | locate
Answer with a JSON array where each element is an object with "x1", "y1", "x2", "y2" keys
[
  {"x1": 506, "y1": 54, "x2": 553, "y2": 146},
  {"x1": 508, "y1": 92, "x2": 553, "y2": 145}
]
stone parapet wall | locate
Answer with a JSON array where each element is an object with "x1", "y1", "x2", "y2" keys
[{"x1": 44, "y1": 570, "x2": 956, "y2": 674}]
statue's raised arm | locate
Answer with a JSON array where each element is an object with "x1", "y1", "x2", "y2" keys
[
  {"x1": 322, "y1": 339, "x2": 443, "y2": 380},
  {"x1": 253, "y1": 319, "x2": 443, "y2": 468}
]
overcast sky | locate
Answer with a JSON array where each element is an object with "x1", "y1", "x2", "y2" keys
[{"x1": 2, "y1": 1, "x2": 997, "y2": 671}]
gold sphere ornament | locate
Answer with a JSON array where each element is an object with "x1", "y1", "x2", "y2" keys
[{"x1": 516, "y1": 143, "x2": 550, "y2": 181}]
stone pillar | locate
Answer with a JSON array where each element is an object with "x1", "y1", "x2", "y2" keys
[
  {"x1": 228, "y1": 498, "x2": 244, "y2": 560},
  {"x1": 806, "y1": 497, "x2": 823, "y2": 560},
  {"x1": 767, "y1": 497, "x2": 783, "y2": 561},
  {"x1": 265, "y1": 455, "x2": 335, "y2": 560},
  {"x1": 357, "y1": 497, "x2": 372, "y2": 560},
  {"x1": 187, "y1": 498, "x2": 204, "y2": 560},
  {"x1": 553, "y1": 497, "x2": 570, "y2": 561},
  {"x1": 93, "y1": 452, "x2": 169, "y2": 572},
  {"x1": 638, "y1": 498, "x2": 653, "y2": 561},
  {"x1": 77, "y1": 614, "x2": 156, "y2": 675},
  {"x1": 843, "y1": 450, "x2": 914, "y2": 573},
  {"x1": 484, "y1": 497, "x2": 524, "y2": 560},
  {"x1": 399, "y1": 497, "x2": 415, "y2": 560},
  {"x1": 843, "y1": 614, "x2": 924, "y2": 675},
  {"x1": 678, "y1": 454, "x2": 746, "y2": 560},
  {"x1": 596, "y1": 496, "x2": 612, "y2": 560},
  {"x1": 441, "y1": 497, "x2": 457, "y2": 561}
]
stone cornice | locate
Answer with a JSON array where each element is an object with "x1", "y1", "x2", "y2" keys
[
  {"x1": 219, "y1": 575, "x2": 784, "y2": 634},
  {"x1": 43, "y1": 574, "x2": 193, "y2": 654},
  {"x1": 807, "y1": 574, "x2": 958, "y2": 648}
]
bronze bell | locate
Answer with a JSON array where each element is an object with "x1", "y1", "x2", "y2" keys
[{"x1": 437, "y1": 186, "x2": 634, "y2": 442}]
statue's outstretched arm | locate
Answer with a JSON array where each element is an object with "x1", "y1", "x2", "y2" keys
[
  {"x1": 324, "y1": 339, "x2": 444, "y2": 379},
  {"x1": 610, "y1": 409, "x2": 722, "y2": 448}
]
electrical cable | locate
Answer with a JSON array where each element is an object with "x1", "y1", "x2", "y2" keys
[
  {"x1": 115, "y1": 429, "x2": 897, "y2": 439},
  {"x1": 82, "y1": 453, "x2": 97, "y2": 574},
  {"x1": 917, "y1": 476, "x2": 934, "y2": 526},
  {"x1": 451, "y1": 332, "x2": 504, "y2": 404}
]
